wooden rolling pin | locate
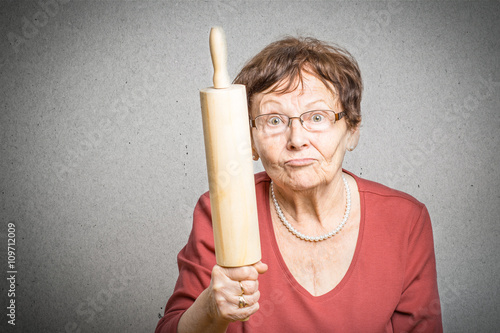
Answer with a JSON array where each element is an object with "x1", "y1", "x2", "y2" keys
[{"x1": 199, "y1": 27, "x2": 261, "y2": 267}]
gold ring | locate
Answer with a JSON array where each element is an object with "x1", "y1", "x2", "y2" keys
[
  {"x1": 238, "y1": 295, "x2": 248, "y2": 308},
  {"x1": 239, "y1": 281, "x2": 245, "y2": 295}
]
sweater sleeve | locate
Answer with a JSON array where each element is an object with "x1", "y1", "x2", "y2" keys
[
  {"x1": 155, "y1": 193, "x2": 216, "y2": 333},
  {"x1": 391, "y1": 205, "x2": 443, "y2": 333}
]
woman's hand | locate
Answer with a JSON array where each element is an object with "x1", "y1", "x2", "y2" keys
[
  {"x1": 177, "y1": 261, "x2": 268, "y2": 333},
  {"x1": 207, "y1": 261, "x2": 268, "y2": 323}
]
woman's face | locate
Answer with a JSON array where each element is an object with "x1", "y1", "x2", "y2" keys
[{"x1": 251, "y1": 72, "x2": 359, "y2": 191}]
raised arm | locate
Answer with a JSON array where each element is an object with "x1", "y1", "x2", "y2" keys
[{"x1": 155, "y1": 194, "x2": 267, "y2": 333}]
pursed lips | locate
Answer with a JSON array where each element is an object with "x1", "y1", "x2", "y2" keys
[{"x1": 284, "y1": 158, "x2": 316, "y2": 167}]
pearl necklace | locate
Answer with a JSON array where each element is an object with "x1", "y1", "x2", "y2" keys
[{"x1": 270, "y1": 174, "x2": 351, "y2": 242}]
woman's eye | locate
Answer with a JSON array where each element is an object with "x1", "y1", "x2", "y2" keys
[
  {"x1": 268, "y1": 116, "x2": 283, "y2": 126},
  {"x1": 312, "y1": 114, "x2": 324, "y2": 122}
]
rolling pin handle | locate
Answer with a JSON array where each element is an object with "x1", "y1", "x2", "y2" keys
[{"x1": 210, "y1": 27, "x2": 231, "y2": 89}]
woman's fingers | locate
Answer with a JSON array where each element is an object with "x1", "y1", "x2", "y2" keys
[
  {"x1": 212, "y1": 286, "x2": 260, "y2": 321},
  {"x1": 239, "y1": 279, "x2": 258, "y2": 295},
  {"x1": 212, "y1": 264, "x2": 263, "y2": 296},
  {"x1": 238, "y1": 261, "x2": 266, "y2": 295},
  {"x1": 236, "y1": 289, "x2": 260, "y2": 306},
  {"x1": 253, "y1": 261, "x2": 269, "y2": 274},
  {"x1": 221, "y1": 265, "x2": 260, "y2": 281},
  {"x1": 209, "y1": 263, "x2": 267, "y2": 322}
]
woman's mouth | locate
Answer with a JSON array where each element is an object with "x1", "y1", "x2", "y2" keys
[{"x1": 284, "y1": 158, "x2": 316, "y2": 167}]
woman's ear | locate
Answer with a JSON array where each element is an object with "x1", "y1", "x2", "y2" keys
[
  {"x1": 346, "y1": 125, "x2": 360, "y2": 151},
  {"x1": 252, "y1": 147, "x2": 260, "y2": 161}
]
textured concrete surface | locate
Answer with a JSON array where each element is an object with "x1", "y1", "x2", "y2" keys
[{"x1": 0, "y1": 0, "x2": 499, "y2": 332}]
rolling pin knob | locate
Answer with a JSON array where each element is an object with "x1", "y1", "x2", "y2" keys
[{"x1": 210, "y1": 27, "x2": 231, "y2": 89}]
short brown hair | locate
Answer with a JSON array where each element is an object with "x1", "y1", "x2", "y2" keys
[{"x1": 234, "y1": 37, "x2": 362, "y2": 128}]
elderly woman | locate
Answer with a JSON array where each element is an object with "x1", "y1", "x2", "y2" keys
[{"x1": 156, "y1": 37, "x2": 442, "y2": 332}]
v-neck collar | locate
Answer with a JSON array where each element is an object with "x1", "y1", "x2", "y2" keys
[{"x1": 262, "y1": 169, "x2": 366, "y2": 301}]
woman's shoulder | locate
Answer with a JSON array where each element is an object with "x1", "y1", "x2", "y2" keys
[{"x1": 345, "y1": 169, "x2": 425, "y2": 209}]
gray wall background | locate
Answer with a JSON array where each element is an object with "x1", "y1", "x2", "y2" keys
[{"x1": 1, "y1": 0, "x2": 499, "y2": 332}]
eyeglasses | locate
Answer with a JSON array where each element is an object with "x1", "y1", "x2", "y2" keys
[{"x1": 250, "y1": 110, "x2": 346, "y2": 135}]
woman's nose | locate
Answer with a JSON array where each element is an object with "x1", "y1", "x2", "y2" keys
[{"x1": 286, "y1": 118, "x2": 309, "y2": 150}]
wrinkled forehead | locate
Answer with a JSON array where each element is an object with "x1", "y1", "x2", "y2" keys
[{"x1": 250, "y1": 72, "x2": 339, "y2": 115}]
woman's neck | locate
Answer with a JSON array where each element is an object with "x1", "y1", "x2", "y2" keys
[{"x1": 271, "y1": 172, "x2": 347, "y2": 230}]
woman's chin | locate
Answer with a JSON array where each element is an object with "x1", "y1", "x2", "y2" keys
[{"x1": 279, "y1": 171, "x2": 325, "y2": 191}]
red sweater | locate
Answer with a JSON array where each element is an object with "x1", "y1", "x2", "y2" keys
[{"x1": 156, "y1": 171, "x2": 442, "y2": 332}]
